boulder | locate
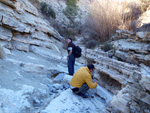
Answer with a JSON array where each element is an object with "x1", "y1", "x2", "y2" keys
[
  {"x1": 53, "y1": 73, "x2": 66, "y2": 82},
  {"x1": 136, "y1": 32, "x2": 146, "y2": 39},
  {"x1": 111, "y1": 89, "x2": 130, "y2": 113},
  {"x1": 63, "y1": 74, "x2": 73, "y2": 83},
  {"x1": 136, "y1": 32, "x2": 150, "y2": 42},
  {"x1": 95, "y1": 85, "x2": 113, "y2": 104}
]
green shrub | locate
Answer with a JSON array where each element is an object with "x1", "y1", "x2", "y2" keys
[
  {"x1": 64, "y1": 28, "x2": 77, "y2": 40},
  {"x1": 85, "y1": 39, "x2": 98, "y2": 49},
  {"x1": 40, "y1": 2, "x2": 56, "y2": 19},
  {"x1": 53, "y1": 20, "x2": 80, "y2": 40},
  {"x1": 64, "y1": 0, "x2": 78, "y2": 19},
  {"x1": 103, "y1": 42, "x2": 112, "y2": 52},
  {"x1": 55, "y1": 25, "x2": 75, "y2": 38}
]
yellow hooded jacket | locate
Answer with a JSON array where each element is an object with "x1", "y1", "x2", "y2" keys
[{"x1": 70, "y1": 67, "x2": 97, "y2": 89}]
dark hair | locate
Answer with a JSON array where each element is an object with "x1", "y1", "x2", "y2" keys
[
  {"x1": 87, "y1": 64, "x2": 95, "y2": 70},
  {"x1": 68, "y1": 38, "x2": 72, "y2": 42}
]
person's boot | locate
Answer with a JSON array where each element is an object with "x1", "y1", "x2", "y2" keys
[{"x1": 77, "y1": 93, "x2": 94, "y2": 98}]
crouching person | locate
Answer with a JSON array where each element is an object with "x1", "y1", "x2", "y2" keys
[{"x1": 70, "y1": 64, "x2": 97, "y2": 98}]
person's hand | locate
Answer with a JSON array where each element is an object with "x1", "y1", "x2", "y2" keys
[{"x1": 93, "y1": 80, "x2": 98, "y2": 83}]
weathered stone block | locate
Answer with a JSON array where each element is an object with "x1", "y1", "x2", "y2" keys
[
  {"x1": 13, "y1": 41, "x2": 29, "y2": 52},
  {"x1": 112, "y1": 39, "x2": 150, "y2": 54},
  {"x1": 111, "y1": 88, "x2": 131, "y2": 113},
  {"x1": 0, "y1": 26, "x2": 12, "y2": 41},
  {"x1": 0, "y1": 41, "x2": 12, "y2": 49},
  {"x1": 136, "y1": 32, "x2": 146, "y2": 39},
  {"x1": 2, "y1": 16, "x2": 31, "y2": 33},
  {"x1": 0, "y1": 0, "x2": 16, "y2": 9},
  {"x1": 23, "y1": 0, "x2": 39, "y2": 16},
  {"x1": 31, "y1": 31, "x2": 52, "y2": 42}
]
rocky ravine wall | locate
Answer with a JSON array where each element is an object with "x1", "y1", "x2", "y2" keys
[
  {"x1": 0, "y1": 0, "x2": 69, "y2": 112},
  {"x1": 0, "y1": 0, "x2": 69, "y2": 83},
  {"x1": 0, "y1": 0, "x2": 113, "y2": 113},
  {"x1": 0, "y1": 0, "x2": 70, "y2": 72},
  {"x1": 1, "y1": 0, "x2": 149, "y2": 113},
  {"x1": 85, "y1": 29, "x2": 150, "y2": 113}
]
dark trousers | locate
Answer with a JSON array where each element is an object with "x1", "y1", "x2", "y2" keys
[
  {"x1": 72, "y1": 83, "x2": 89, "y2": 95},
  {"x1": 68, "y1": 54, "x2": 75, "y2": 75}
]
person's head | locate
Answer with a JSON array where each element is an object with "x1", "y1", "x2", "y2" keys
[
  {"x1": 66, "y1": 38, "x2": 72, "y2": 45},
  {"x1": 87, "y1": 64, "x2": 95, "y2": 73}
]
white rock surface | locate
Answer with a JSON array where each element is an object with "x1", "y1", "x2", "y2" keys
[
  {"x1": 41, "y1": 89, "x2": 107, "y2": 113},
  {"x1": 0, "y1": 85, "x2": 34, "y2": 113}
]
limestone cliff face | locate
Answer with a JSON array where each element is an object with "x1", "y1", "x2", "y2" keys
[
  {"x1": 0, "y1": 0, "x2": 66, "y2": 69},
  {"x1": 0, "y1": 0, "x2": 63, "y2": 48},
  {"x1": 0, "y1": 0, "x2": 68, "y2": 112}
]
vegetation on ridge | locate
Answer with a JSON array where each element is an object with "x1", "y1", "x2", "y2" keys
[
  {"x1": 87, "y1": 0, "x2": 143, "y2": 42},
  {"x1": 40, "y1": 2, "x2": 56, "y2": 19},
  {"x1": 63, "y1": 0, "x2": 78, "y2": 20}
]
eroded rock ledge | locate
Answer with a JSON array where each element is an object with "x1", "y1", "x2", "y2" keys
[
  {"x1": 85, "y1": 29, "x2": 150, "y2": 113},
  {"x1": 0, "y1": 0, "x2": 68, "y2": 112},
  {"x1": 0, "y1": 0, "x2": 63, "y2": 52}
]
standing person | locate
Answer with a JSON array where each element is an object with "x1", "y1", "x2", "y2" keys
[
  {"x1": 66, "y1": 38, "x2": 75, "y2": 75},
  {"x1": 70, "y1": 64, "x2": 97, "y2": 98}
]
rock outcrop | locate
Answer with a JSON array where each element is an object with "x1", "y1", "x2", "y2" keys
[
  {"x1": 85, "y1": 29, "x2": 150, "y2": 112},
  {"x1": 112, "y1": 30, "x2": 150, "y2": 66},
  {"x1": 0, "y1": 0, "x2": 66, "y2": 67},
  {"x1": 0, "y1": 0, "x2": 68, "y2": 112}
]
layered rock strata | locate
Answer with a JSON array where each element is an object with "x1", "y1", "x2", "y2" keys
[{"x1": 85, "y1": 29, "x2": 150, "y2": 112}]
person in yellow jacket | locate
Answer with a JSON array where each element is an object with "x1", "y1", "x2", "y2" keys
[{"x1": 70, "y1": 64, "x2": 97, "y2": 98}]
